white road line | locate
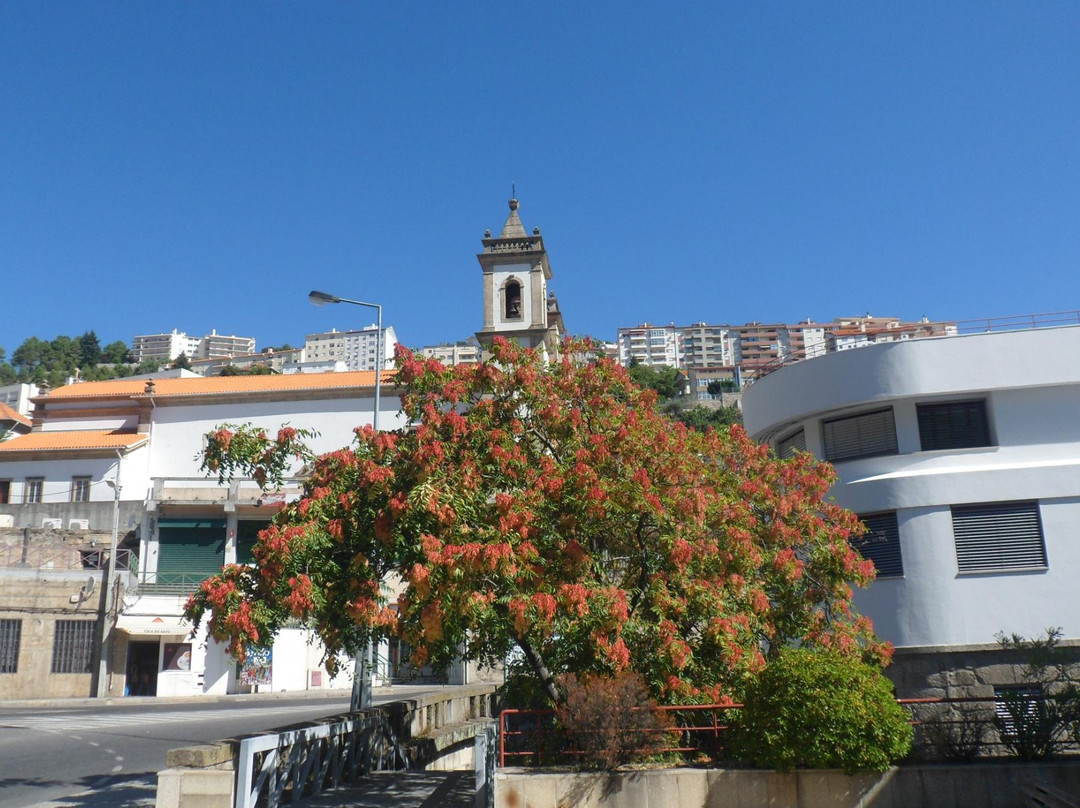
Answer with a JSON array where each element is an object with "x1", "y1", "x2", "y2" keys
[{"x1": 5, "y1": 704, "x2": 343, "y2": 731}]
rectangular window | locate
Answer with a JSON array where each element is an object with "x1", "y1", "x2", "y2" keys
[
  {"x1": 952, "y1": 501, "x2": 1047, "y2": 573},
  {"x1": 71, "y1": 477, "x2": 91, "y2": 503},
  {"x1": 51, "y1": 620, "x2": 96, "y2": 673},
  {"x1": 822, "y1": 408, "x2": 898, "y2": 462},
  {"x1": 918, "y1": 400, "x2": 992, "y2": 451},
  {"x1": 0, "y1": 480, "x2": 9, "y2": 505},
  {"x1": 853, "y1": 512, "x2": 904, "y2": 578},
  {"x1": 24, "y1": 478, "x2": 43, "y2": 504},
  {"x1": 776, "y1": 429, "x2": 806, "y2": 460},
  {"x1": 0, "y1": 619, "x2": 21, "y2": 673}
]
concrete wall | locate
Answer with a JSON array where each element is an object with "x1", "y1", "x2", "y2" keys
[{"x1": 496, "y1": 762, "x2": 1080, "y2": 808}]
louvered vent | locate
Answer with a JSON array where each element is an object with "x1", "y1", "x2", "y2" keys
[
  {"x1": 952, "y1": 501, "x2": 1046, "y2": 573},
  {"x1": 822, "y1": 408, "x2": 898, "y2": 462},
  {"x1": 853, "y1": 511, "x2": 903, "y2": 578}
]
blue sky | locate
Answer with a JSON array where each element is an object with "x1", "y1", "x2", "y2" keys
[{"x1": 3, "y1": 3, "x2": 1079, "y2": 355}]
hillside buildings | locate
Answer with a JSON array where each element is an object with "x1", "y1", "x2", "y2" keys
[
  {"x1": 303, "y1": 325, "x2": 398, "y2": 371},
  {"x1": 742, "y1": 320, "x2": 1080, "y2": 698},
  {"x1": 131, "y1": 330, "x2": 256, "y2": 364},
  {"x1": 618, "y1": 317, "x2": 956, "y2": 385}
]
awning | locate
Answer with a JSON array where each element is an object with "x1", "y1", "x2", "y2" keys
[{"x1": 115, "y1": 613, "x2": 191, "y2": 636}]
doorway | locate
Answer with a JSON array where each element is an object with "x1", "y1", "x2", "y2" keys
[{"x1": 126, "y1": 641, "x2": 159, "y2": 696}]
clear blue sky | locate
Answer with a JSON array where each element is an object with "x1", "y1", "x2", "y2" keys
[{"x1": 3, "y1": 3, "x2": 1079, "y2": 355}]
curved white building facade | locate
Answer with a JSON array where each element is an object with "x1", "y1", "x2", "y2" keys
[{"x1": 742, "y1": 325, "x2": 1080, "y2": 692}]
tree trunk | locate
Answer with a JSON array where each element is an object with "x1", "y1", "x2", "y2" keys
[{"x1": 516, "y1": 636, "x2": 561, "y2": 705}]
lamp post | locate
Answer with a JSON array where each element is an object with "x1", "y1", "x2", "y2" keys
[
  {"x1": 96, "y1": 469, "x2": 122, "y2": 698},
  {"x1": 308, "y1": 289, "x2": 382, "y2": 711}
]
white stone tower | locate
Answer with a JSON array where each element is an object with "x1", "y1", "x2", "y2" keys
[{"x1": 476, "y1": 198, "x2": 564, "y2": 359}]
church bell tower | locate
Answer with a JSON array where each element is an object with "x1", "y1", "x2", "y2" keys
[{"x1": 476, "y1": 198, "x2": 564, "y2": 359}]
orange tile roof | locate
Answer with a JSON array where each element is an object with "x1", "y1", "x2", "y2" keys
[
  {"x1": 44, "y1": 371, "x2": 393, "y2": 401},
  {"x1": 0, "y1": 430, "x2": 149, "y2": 453},
  {"x1": 0, "y1": 402, "x2": 31, "y2": 427}
]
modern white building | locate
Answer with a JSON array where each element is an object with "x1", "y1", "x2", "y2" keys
[
  {"x1": 742, "y1": 323, "x2": 1080, "y2": 697},
  {"x1": 131, "y1": 330, "x2": 256, "y2": 364},
  {"x1": 303, "y1": 326, "x2": 398, "y2": 371}
]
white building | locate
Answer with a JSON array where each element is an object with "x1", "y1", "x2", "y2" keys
[
  {"x1": 0, "y1": 371, "x2": 402, "y2": 699},
  {"x1": 742, "y1": 323, "x2": 1080, "y2": 697},
  {"x1": 418, "y1": 340, "x2": 482, "y2": 366},
  {"x1": 303, "y1": 326, "x2": 398, "y2": 371},
  {"x1": 131, "y1": 330, "x2": 257, "y2": 364},
  {"x1": 617, "y1": 323, "x2": 684, "y2": 368}
]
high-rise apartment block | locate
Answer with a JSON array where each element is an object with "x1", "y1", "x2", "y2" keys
[
  {"x1": 418, "y1": 341, "x2": 482, "y2": 366},
  {"x1": 303, "y1": 326, "x2": 398, "y2": 372},
  {"x1": 131, "y1": 330, "x2": 255, "y2": 363},
  {"x1": 617, "y1": 316, "x2": 956, "y2": 385}
]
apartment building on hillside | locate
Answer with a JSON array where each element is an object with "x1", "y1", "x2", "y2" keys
[
  {"x1": 303, "y1": 326, "x2": 398, "y2": 372},
  {"x1": 131, "y1": 330, "x2": 256, "y2": 364}
]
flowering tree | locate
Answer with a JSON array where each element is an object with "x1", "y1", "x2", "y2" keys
[{"x1": 185, "y1": 338, "x2": 889, "y2": 706}]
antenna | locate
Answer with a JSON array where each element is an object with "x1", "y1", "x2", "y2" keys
[{"x1": 512, "y1": 182, "x2": 516, "y2": 199}]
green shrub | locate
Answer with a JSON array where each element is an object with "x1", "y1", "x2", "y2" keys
[{"x1": 730, "y1": 648, "x2": 912, "y2": 774}]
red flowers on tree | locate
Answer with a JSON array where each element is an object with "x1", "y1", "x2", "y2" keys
[{"x1": 185, "y1": 337, "x2": 888, "y2": 704}]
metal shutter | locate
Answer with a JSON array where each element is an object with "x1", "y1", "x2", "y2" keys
[
  {"x1": 157, "y1": 519, "x2": 227, "y2": 585},
  {"x1": 822, "y1": 408, "x2": 898, "y2": 462},
  {"x1": 853, "y1": 512, "x2": 903, "y2": 578},
  {"x1": 236, "y1": 520, "x2": 271, "y2": 566},
  {"x1": 777, "y1": 429, "x2": 806, "y2": 459},
  {"x1": 952, "y1": 501, "x2": 1046, "y2": 573},
  {"x1": 917, "y1": 400, "x2": 992, "y2": 451}
]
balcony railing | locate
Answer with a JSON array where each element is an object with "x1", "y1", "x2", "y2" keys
[{"x1": 0, "y1": 544, "x2": 136, "y2": 573}]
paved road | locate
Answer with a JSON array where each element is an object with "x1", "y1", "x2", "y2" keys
[{"x1": 0, "y1": 686, "x2": 459, "y2": 808}]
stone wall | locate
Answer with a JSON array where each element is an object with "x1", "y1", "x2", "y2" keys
[{"x1": 496, "y1": 762, "x2": 1080, "y2": 808}]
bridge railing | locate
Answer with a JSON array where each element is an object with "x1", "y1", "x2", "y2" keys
[{"x1": 155, "y1": 683, "x2": 499, "y2": 808}]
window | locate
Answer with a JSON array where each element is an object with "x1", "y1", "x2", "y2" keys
[
  {"x1": 994, "y1": 685, "x2": 1045, "y2": 739},
  {"x1": 952, "y1": 501, "x2": 1047, "y2": 573},
  {"x1": 0, "y1": 619, "x2": 21, "y2": 673},
  {"x1": 52, "y1": 620, "x2": 96, "y2": 673},
  {"x1": 24, "y1": 478, "x2": 43, "y2": 504},
  {"x1": 821, "y1": 408, "x2": 898, "y2": 462},
  {"x1": 776, "y1": 429, "x2": 806, "y2": 459},
  {"x1": 0, "y1": 480, "x2": 9, "y2": 505},
  {"x1": 71, "y1": 477, "x2": 91, "y2": 503},
  {"x1": 853, "y1": 512, "x2": 903, "y2": 578},
  {"x1": 918, "y1": 400, "x2": 992, "y2": 451},
  {"x1": 504, "y1": 281, "x2": 522, "y2": 319}
]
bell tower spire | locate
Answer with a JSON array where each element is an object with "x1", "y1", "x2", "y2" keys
[{"x1": 476, "y1": 197, "x2": 564, "y2": 359}]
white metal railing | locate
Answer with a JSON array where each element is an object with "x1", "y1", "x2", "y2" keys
[{"x1": 235, "y1": 712, "x2": 407, "y2": 808}]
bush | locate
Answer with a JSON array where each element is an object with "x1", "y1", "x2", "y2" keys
[
  {"x1": 730, "y1": 648, "x2": 912, "y2": 774},
  {"x1": 554, "y1": 672, "x2": 675, "y2": 769}
]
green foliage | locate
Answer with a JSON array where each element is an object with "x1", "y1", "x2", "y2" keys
[
  {"x1": 554, "y1": 672, "x2": 675, "y2": 769},
  {"x1": 0, "y1": 333, "x2": 133, "y2": 388},
  {"x1": 627, "y1": 360, "x2": 682, "y2": 400},
  {"x1": 172, "y1": 352, "x2": 192, "y2": 370},
  {"x1": 730, "y1": 648, "x2": 912, "y2": 773},
  {"x1": 220, "y1": 364, "x2": 275, "y2": 376},
  {"x1": 662, "y1": 402, "x2": 742, "y2": 431},
  {"x1": 706, "y1": 379, "x2": 738, "y2": 395},
  {"x1": 993, "y1": 628, "x2": 1080, "y2": 760}
]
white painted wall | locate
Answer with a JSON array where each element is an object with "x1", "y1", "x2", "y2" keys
[
  {"x1": 492, "y1": 265, "x2": 533, "y2": 330},
  {"x1": 742, "y1": 326, "x2": 1080, "y2": 651}
]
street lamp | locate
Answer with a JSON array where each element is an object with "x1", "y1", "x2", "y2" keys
[
  {"x1": 96, "y1": 467, "x2": 122, "y2": 698},
  {"x1": 308, "y1": 289, "x2": 383, "y2": 711}
]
